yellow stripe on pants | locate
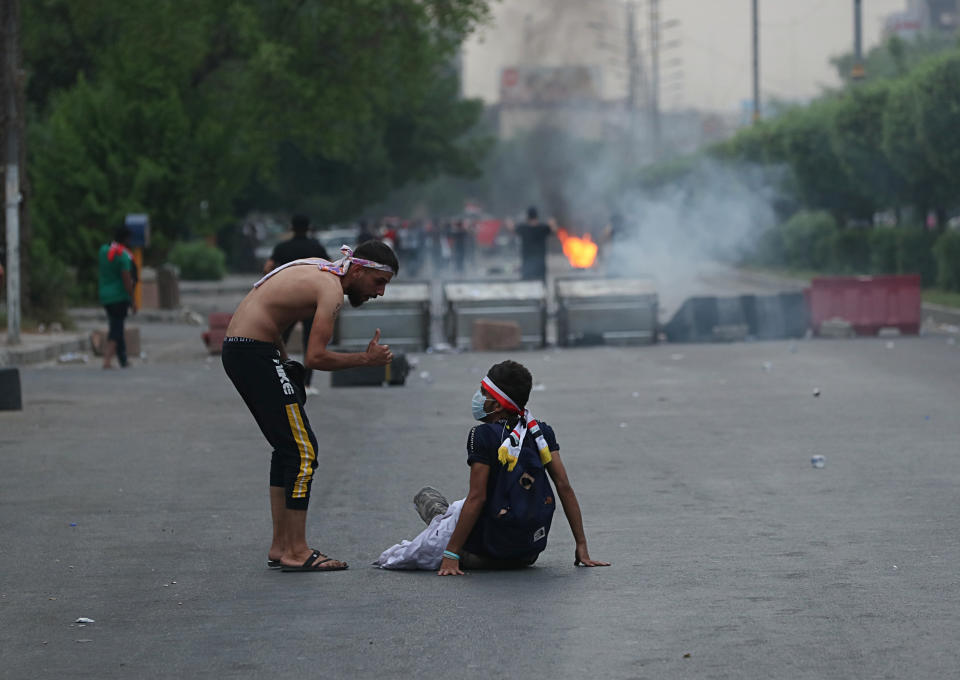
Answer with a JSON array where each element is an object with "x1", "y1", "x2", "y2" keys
[{"x1": 285, "y1": 403, "x2": 316, "y2": 498}]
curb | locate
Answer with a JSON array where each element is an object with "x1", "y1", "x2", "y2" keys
[
  {"x1": 923, "y1": 302, "x2": 960, "y2": 330},
  {"x1": 69, "y1": 307, "x2": 205, "y2": 325},
  {"x1": 179, "y1": 277, "x2": 255, "y2": 296},
  {"x1": 0, "y1": 335, "x2": 91, "y2": 368}
]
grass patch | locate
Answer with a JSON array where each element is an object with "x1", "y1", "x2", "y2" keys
[
  {"x1": 0, "y1": 309, "x2": 77, "y2": 332},
  {"x1": 922, "y1": 289, "x2": 960, "y2": 308}
]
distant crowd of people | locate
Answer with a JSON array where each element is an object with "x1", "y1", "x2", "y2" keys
[{"x1": 258, "y1": 208, "x2": 631, "y2": 280}]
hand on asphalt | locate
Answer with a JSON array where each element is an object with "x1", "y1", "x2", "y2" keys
[
  {"x1": 437, "y1": 557, "x2": 464, "y2": 576},
  {"x1": 575, "y1": 545, "x2": 610, "y2": 567}
]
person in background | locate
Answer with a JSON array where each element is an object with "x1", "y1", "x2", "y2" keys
[
  {"x1": 98, "y1": 225, "x2": 137, "y2": 369},
  {"x1": 262, "y1": 215, "x2": 330, "y2": 395},
  {"x1": 357, "y1": 219, "x2": 378, "y2": 245},
  {"x1": 510, "y1": 206, "x2": 557, "y2": 282},
  {"x1": 450, "y1": 219, "x2": 468, "y2": 275},
  {"x1": 600, "y1": 212, "x2": 636, "y2": 276},
  {"x1": 395, "y1": 220, "x2": 423, "y2": 278},
  {"x1": 381, "y1": 219, "x2": 397, "y2": 251}
]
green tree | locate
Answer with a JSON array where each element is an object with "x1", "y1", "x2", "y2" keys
[
  {"x1": 23, "y1": 0, "x2": 492, "y2": 293},
  {"x1": 933, "y1": 230, "x2": 960, "y2": 290},
  {"x1": 912, "y1": 52, "x2": 960, "y2": 218},
  {"x1": 881, "y1": 67, "x2": 952, "y2": 222},
  {"x1": 767, "y1": 98, "x2": 875, "y2": 222},
  {"x1": 831, "y1": 33, "x2": 957, "y2": 86},
  {"x1": 829, "y1": 82, "x2": 905, "y2": 213}
]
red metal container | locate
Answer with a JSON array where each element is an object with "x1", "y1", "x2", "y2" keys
[
  {"x1": 202, "y1": 313, "x2": 233, "y2": 354},
  {"x1": 808, "y1": 274, "x2": 921, "y2": 336}
]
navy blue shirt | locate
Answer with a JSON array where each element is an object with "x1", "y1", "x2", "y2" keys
[{"x1": 463, "y1": 420, "x2": 558, "y2": 555}]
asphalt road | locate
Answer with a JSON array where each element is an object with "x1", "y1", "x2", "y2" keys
[{"x1": 3, "y1": 318, "x2": 960, "y2": 679}]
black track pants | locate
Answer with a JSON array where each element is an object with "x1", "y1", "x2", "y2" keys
[{"x1": 221, "y1": 337, "x2": 319, "y2": 510}]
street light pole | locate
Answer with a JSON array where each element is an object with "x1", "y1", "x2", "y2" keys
[
  {"x1": 3, "y1": 0, "x2": 22, "y2": 344},
  {"x1": 649, "y1": 0, "x2": 661, "y2": 157},
  {"x1": 852, "y1": 0, "x2": 865, "y2": 80},
  {"x1": 752, "y1": 0, "x2": 760, "y2": 122}
]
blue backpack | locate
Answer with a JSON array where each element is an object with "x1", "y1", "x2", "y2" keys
[{"x1": 474, "y1": 424, "x2": 556, "y2": 560}]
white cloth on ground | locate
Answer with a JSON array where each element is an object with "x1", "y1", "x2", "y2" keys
[{"x1": 376, "y1": 499, "x2": 465, "y2": 570}]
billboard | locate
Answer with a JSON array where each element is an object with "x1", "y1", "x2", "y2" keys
[
  {"x1": 499, "y1": 65, "x2": 602, "y2": 106},
  {"x1": 884, "y1": 10, "x2": 923, "y2": 40}
]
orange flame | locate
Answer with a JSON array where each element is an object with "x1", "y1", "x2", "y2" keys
[{"x1": 557, "y1": 229, "x2": 598, "y2": 269}]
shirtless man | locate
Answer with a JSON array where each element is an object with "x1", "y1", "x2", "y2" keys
[{"x1": 221, "y1": 241, "x2": 399, "y2": 572}]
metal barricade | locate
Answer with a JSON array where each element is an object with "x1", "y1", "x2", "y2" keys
[
  {"x1": 555, "y1": 277, "x2": 658, "y2": 346},
  {"x1": 334, "y1": 282, "x2": 431, "y2": 351},
  {"x1": 443, "y1": 280, "x2": 546, "y2": 349}
]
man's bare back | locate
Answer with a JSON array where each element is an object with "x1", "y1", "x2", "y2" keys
[
  {"x1": 226, "y1": 265, "x2": 340, "y2": 348},
  {"x1": 226, "y1": 258, "x2": 394, "y2": 370}
]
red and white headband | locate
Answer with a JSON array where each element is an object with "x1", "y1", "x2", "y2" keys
[{"x1": 480, "y1": 376, "x2": 522, "y2": 414}]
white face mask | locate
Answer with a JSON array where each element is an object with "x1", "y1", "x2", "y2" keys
[{"x1": 471, "y1": 389, "x2": 491, "y2": 421}]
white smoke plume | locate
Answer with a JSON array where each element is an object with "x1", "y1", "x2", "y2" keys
[{"x1": 606, "y1": 159, "x2": 784, "y2": 295}]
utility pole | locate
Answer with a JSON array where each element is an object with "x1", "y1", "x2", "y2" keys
[
  {"x1": 752, "y1": 0, "x2": 760, "y2": 122},
  {"x1": 3, "y1": 0, "x2": 22, "y2": 344},
  {"x1": 626, "y1": 1, "x2": 638, "y2": 116},
  {"x1": 523, "y1": 14, "x2": 533, "y2": 62},
  {"x1": 624, "y1": 1, "x2": 649, "y2": 166},
  {"x1": 649, "y1": 0, "x2": 661, "y2": 157},
  {"x1": 852, "y1": 0, "x2": 865, "y2": 80},
  {"x1": 625, "y1": 0, "x2": 640, "y2": 163}
]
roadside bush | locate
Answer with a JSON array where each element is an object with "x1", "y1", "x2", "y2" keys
[
  {"x1": 933, "y1": 230, "x2": 960, "y2": 291},
  {"x1": 26, "y1": 239, "x2": 75, "y2": 322},
  {"x1": 829, "y1": 228, "x2": 872, "y2": 273},
  {"x1": 779, "y1": 210, "x2": 837, "y2": 270},
  {"x1": 167, "y1": 241, "x2": 226, "y2": 281},
  {"x1": 898, "y1": 228, "x2": 938, "y2": 285},
  {"x1": 869, "y1": 228, "x2": 899, "y2": 274}
]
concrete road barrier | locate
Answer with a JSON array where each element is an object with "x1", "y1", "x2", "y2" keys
[{"x1": 665, "y1": 292, "x2": 808, "y2": 343}]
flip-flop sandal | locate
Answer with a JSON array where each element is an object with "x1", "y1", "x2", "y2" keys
[
  {"x1": 281, "y1": 549, "x2": 349, "y2": 572},
  {"x1": 267, "y1": 559, "x2": 282, "y2": 569}
]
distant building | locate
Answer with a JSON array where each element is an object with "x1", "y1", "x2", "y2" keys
[
  {"x1": 918, "y1": 0, "x2": 960, "y2": 31},
  {"x1": 491, "y1": 0, "x2": 732, "y2": 156},
  {"x1": 496, "y1": 64, "x2": 618, "y2": 140},
  {"x1": 885, "y1": 0, "x2": 960, "y2": 39}
]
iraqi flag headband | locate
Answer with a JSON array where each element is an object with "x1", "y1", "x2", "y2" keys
[
  {"x1": 481, "y1": 376, "x2": 522, "y2": 414},
  {"x1": 480, "y1": 376, "x2": 551, "y2": 470}
]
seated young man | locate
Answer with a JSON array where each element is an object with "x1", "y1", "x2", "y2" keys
[{"x1": 377, "y1": 359, "x2": 609, "y2": 574}]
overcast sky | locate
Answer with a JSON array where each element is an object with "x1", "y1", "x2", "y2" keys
[{"x1": 463, "y1": 0, "x2": 910, "y2": 113}]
